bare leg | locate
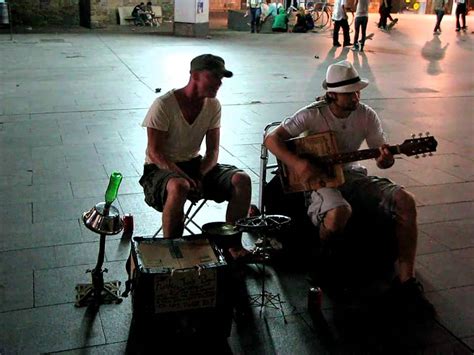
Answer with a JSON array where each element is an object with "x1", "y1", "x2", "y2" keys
[
  {"x1": 226, "y1": 172, "x2": 251, "y2": 260},
  {"x1": 319, "y1": 205, "x2": 352, "y2": 241},
  {"x1": 393, "y1": 189, "x2": 417, "y2": 283},
  {"x1": 226, "y1": 172, "x2": 252, "y2": 224},
  {"x1": 162, "y1": 178, "x2": 190, "y2": 239}
]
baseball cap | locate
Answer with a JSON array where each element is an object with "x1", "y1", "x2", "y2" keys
[{"x1": 190, "y1": 54, "x2": 233, "y2": 78}]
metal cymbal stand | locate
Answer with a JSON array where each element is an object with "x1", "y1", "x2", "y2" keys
[
  {"x1": 75, "y1": 172, "x2": 124, "y2": 307},
  {"x1": 236, "y1": 214, "x2": 291, "y2": 323}
]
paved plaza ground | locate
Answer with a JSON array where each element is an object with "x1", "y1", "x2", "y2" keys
[{"x1": 0, "y1": 12, "x2": 473, "y2": 354}]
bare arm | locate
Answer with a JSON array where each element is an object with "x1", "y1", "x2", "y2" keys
[
  {"x1": 264, "y1": 126, "x2": 321, "y2": 183},
  {"x1": 146, "y1": 127, "x2": 196, "y2": 186},
  {"x1": 200, "y1": 128, "x2": 220, "y2": 177}
]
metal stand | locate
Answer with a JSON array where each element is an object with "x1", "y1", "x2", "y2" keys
[
  {"x1": 236, "y1": 214, "x2": 291, "y2": 323},
  {"x1": 75, "y1": 234, "x2": 122, "y2": 307},
  {"x1": 75, "y1": 203, "x2": 123, "y2": 307}
]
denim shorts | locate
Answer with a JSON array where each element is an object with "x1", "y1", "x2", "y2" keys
[
  {"x1": 139, "y1": 156, "x2": 242, "y2": 212},
  {"x1": 306, "y1": 168, "x2": 402, "y2": 227}
]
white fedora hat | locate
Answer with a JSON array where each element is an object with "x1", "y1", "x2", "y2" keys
[{"x1": 322, "y1": 60, "x2": 369, "y2": 93}]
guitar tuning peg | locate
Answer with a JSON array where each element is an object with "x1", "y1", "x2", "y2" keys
[
  {"x1": 422, "y1": 153, "x2": 426, "y2": 157},
  {"x1": 425, "y1": 131, "x2": 430, "y2": 136},
  {"x1": 415, "y1": 155, "x2": 419, "y2": 159},
  {"x1": 411, "y1": 134, "x2": 416, "y2": 139},
  {"x1": 418, "y1": 133, "x2": 423, "y2": 138},
  {"x1": 429, "y1": 152, "x2": 433, "y2": 156}
]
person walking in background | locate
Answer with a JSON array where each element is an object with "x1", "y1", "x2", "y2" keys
[
  {"x1": 247, "y1": 0, "x2": 263, "y2": 33},
  {"x1": 433, "y1": 0, "x2": 447, "y2": 34},
  {"x1": 455, "y1": 0, "x2": 468, "y2": 31},
  {"x1": 332, "y1": 0, "x2": 351, "y2": 47},
  {"x1": 378, "y1": 0, "x2": 398, "y2": 30},
  {"x1": 352, "y1": 0, "x2": 369, "y2": 51},
  {"x1": 378, "y1": 0, "x2": 389, "y2": 29}
]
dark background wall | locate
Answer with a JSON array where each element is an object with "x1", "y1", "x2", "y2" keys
[{"x1": 10, "y1": 0, "x2": 80, "y2": 26}]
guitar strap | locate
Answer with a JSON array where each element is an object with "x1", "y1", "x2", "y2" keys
[
  {"x1": 306, "y1": 98, "x2": 329, "y2": 111},
  {"x1": 305, "y1": 99, "x2": 333, "y2": 133}
]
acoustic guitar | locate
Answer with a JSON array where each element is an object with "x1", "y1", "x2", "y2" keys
[{"x1": 278, "y1": 131, "x2": 438, "y2": 193}]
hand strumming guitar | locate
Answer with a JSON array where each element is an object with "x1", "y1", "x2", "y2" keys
[
  {"x1": 376, "y1": 143, "x2": 395, "y2": 169},
  {"x1": 294, "y1": 156, "x2": 329, "y2": 189}
]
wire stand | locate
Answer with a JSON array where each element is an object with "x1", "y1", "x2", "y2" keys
[
  {"x1": 236, "y1": 214, "x2": 291, "y2": 324},
  {"x1": 75, "y1": 233, "x2": 123, "y2": 307},
  {"x1": 75, "y1": 203, "x2": 123, "y2": 307}
]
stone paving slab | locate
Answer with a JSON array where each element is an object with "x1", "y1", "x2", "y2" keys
[
  {"x1": 0, "y1": 303, "x2": 106, "y2": 353},
  {"x1": 419, "y1": 219, "x2": 474, "y2": 250},
  {"x1": 0, "y1": 270, "x2": 33, "y2": 313},
  {"x1": 34, "y1": 260, "x2": 126, "y2": 307},
  {"x1": 417, "y1": 248, "x2": 474, "y2": 290}
]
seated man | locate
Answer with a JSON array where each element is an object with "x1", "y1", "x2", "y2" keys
[
  {"x1": 139, "y1": 54, "x2": 252, "y2": 258},
  {"x1": 264, "y1": 60, "x2": 435, "y2": 319},
  {"x1": 131, "y1": 2, "x2": 148, "y2": 26},
  {"x1": 144, "y1": 1, "x2": 160, "y2": 27}
]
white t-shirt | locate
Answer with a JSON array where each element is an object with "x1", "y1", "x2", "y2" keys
[
  {"x1": 332, "y1": 0, "x2": 347, "y2": 21},
  {"x1": 281, "y1": 101, "x2": 386, "y2": 169},
  {"x1": 355, "y1": 0, "x2": 369, "y2": 17},
  {"x1": 142, "y1": 89, "x2": 221, "y2": 163}
]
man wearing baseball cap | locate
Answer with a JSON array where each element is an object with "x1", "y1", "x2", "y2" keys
[
  {"x1": 265, "y1": 60, "x2": 435, "y2": 319},
  {"x1": 140, "y1": 54, "x2": 251, "y2": 258}
]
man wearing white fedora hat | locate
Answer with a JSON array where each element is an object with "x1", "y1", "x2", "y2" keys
[{"x1": 265, "y1": 60, "x2": 435, "y2": 318}]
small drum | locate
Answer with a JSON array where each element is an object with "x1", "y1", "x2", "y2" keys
[
  {"x1": 202, "y1": 222, "x2": 242, "y2": 251},
  {"x1": 129, "y1": 236, "x2": 233, "y2": 337}
]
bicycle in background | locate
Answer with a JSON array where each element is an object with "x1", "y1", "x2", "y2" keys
[{"x1": 306, "y1": 0, "x2": 354, "y2": 30}]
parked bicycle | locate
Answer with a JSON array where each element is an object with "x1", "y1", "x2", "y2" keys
[{"x1": 306, "y1": 1, "x2": 354, "y2": 30}]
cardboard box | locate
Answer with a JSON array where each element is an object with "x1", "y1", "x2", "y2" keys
[{"x1": 130, "y1": 236, "x2": 228, "y2": 313}]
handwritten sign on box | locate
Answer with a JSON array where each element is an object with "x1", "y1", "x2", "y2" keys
[{"x1": 154, "y1": 268, "x2": 217, "y2": 313}]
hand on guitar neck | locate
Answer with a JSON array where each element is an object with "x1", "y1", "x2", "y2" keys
[{"x1": 376, "y1": 144, "x2": 395, "y2": 169}]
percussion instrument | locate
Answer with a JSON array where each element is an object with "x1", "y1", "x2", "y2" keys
[{"x1": 129, "y1": 236, "x2": 233, "y2": 337}]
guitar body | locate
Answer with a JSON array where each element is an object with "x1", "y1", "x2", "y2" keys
[
  {"x1": 277, "y1": 131, "x2": 438, "y2": 194},
  {"x1": 279, "y1": 131, "x2": 345, "y2": 193}
]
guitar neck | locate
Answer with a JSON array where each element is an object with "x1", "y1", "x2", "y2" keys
[{"x1": 321, "y1": 145, "x2": 400, "y2": 165}]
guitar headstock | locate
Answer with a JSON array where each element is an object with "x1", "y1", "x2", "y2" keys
[{"x1": 400, "y1": 133, "x2": 438, "y2": 157}]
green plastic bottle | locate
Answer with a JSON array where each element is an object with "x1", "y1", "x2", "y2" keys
[{"x1": 105, "y1": 171, "x2": 123, "y2": 206}]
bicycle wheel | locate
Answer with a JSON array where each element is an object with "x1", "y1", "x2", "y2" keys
[
  {"x1": 312, "y1": 9, "x2": 321, "y2": 26},
  {"x1": 313, "y1": 9, "x2": 328, "y2": 28},
  {"x1": 319, "y1": 9, "x2": 330, "y2": 29}
]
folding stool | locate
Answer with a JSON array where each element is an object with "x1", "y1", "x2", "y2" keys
[{"x1": 152, "y1": 199, "x2": 208, "y2": 238}]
